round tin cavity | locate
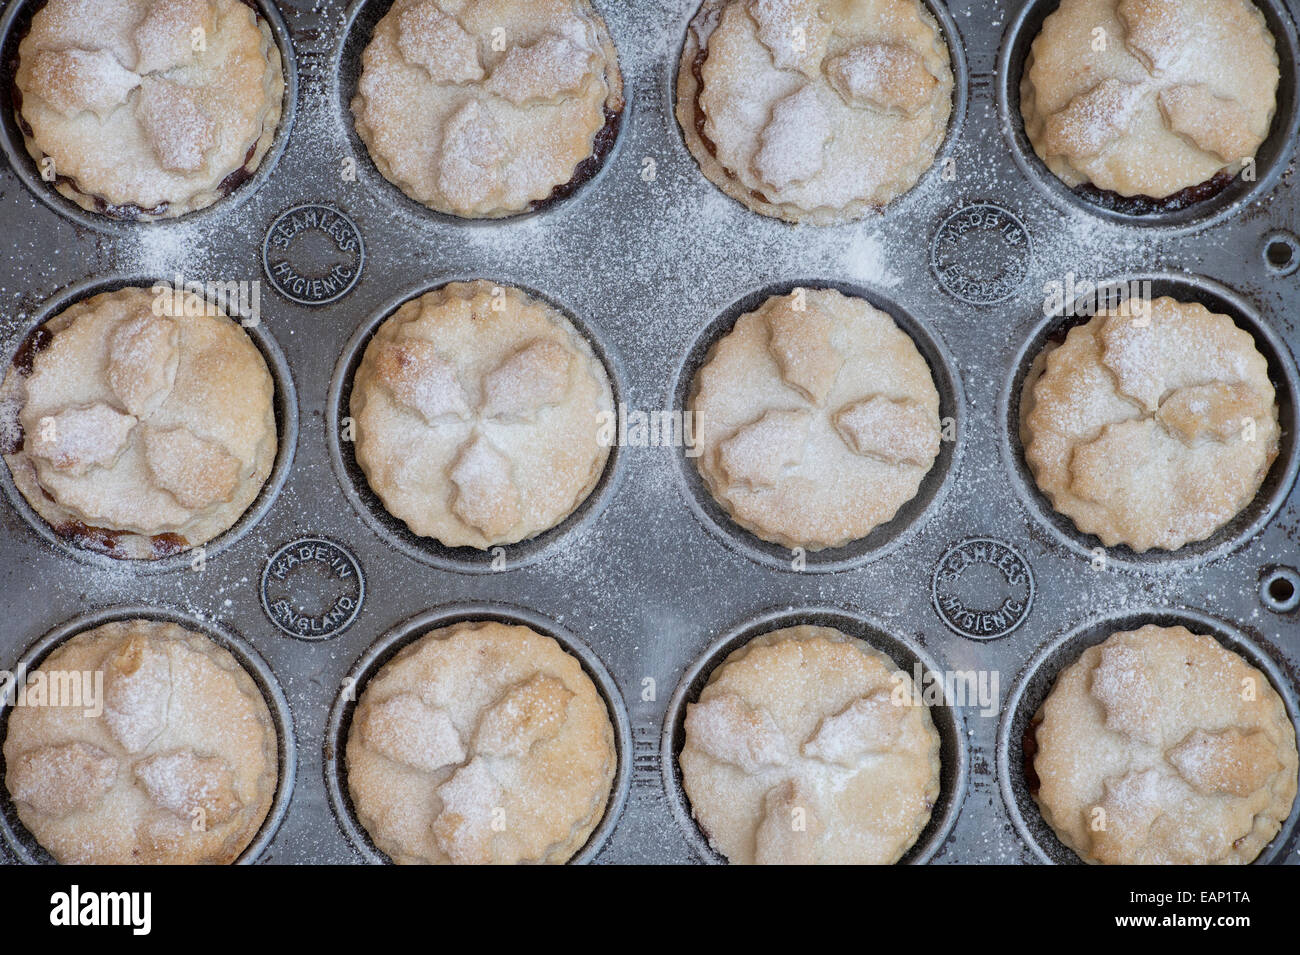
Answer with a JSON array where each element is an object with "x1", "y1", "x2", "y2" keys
[
  {"x1": 996, "y1": 0, "x2": 1300, "y2": 231},
  {"x1": 670, "y1": 279, "x2": 963, "y2": 573},
  {"x1": 0, "y1": 275, "x2": 299, "y2": 575},
  {"x1": 662, "y1": 606, "x2": 968, "y2": 864},
  {"x1": 0, "y1": 605, "x2": 297, "y2": 865},
  {"x1": 335, "y1": 0, "x2": 627, "y2": 227},
  {"x1": 1003, "y1": 272, "x2": 1300, "y2": 572},
  {"x1": 997, "y1": 607, "x2": 1300, "y2": 865},
  {"x1": 323, "y1": 603, "x2": 631, "y2": 865},
  {"x1": 327, "y1": 278, "x2": 624, "y2": 574},
  {"x1": 669, "y1": 0, "x2": 969, "y2": 223},
  {"x1": 0, "y1": 0, "x2": 298, "y2": 232}
]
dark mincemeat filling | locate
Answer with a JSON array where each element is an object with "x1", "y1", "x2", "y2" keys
[
  {"x1": 1022, "y1": 713, "x2": 1043, "y2": 798},
  {"x1": 1072, "y1": 170, "x2": 1238, "y2": 216},
  {"x1": 530, "y1": 103, "x2": 623, "y2": 213},
  {"x1": 690, "y1": 44, "x2": 774, "y2": 208}
]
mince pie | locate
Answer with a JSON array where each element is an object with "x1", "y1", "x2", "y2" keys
[
  {"x1": 1021, "y1": 297, "x2": 1278, "y2": 552},
  {"x1": 14, "y1": 0, "x2": 285, "y2": 219},
  {"x1": 1020, "y1": 0, "x2": 1279, "y2": 202},
  {"x1": 1031, "y1": 624, "x2": 1298, "y2": 865},
  {"x1": 679, "y1": 625, "x2": 941, "y2": 864},
  {"x1": 345, "y1": 620, "x2": 617, "y2": 864},
  {"x1": 350, "y1": 281, "x2": 613, "y2": 550},
  {"x1": 351, "y1": 0, "x2": 624, "y2": 218},
  {"x1": 677, "y1": 0, "x2": 954, "y2": 223},
  {"x1": 3, "y1": 618, "x2": 279, "y2": 864},
  {"x1": 689, "y1": 287, "x2": 942, "y2": 551},
  {"x1": 1, "y1": 286, "x2": 278, "y2": 560}
]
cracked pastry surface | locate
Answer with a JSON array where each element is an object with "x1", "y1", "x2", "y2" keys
[
  {"x1": 350, "y1": 280, "x2": 613, "y2": 550},
  {"x1": 689, "y1": 287, "x2": 942, "y2": 551},
  {"x1": 679, "y1": 626, "x2": 941, "y2": 864},
  {"x1": 351, "y1": 0, "x2": 624, "y2": 218},
  {"x1": 1020, "y1": 0, "x2": 1279, "y2": 199},
  {"x1": 0, "y1": 286, "x2": 277, "y2": 560},
  {"x1": 1021, "y1": 297, "x2": 1278, "y2": 553},
  {"x1": 1032, "y1": 625, "x2": 1298, "y2": 865},
  {"x1": 345, "y1": 620, "x2": 617, "y2": 864},
  {"x1": 2, "y1": 619, "x2": 278, "y2": 864},
  {"x1": 676, "y1": 0, "x2": 954, "y2": 224},
  {"x1": 15, "y1": 0, "x2": 285, "y2": 219}
]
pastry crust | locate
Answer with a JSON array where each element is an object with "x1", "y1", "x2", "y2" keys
[
  {"x1": 1032, "y1": 624, "x2": 1299, "y2": 865},
  {"x1": 1020, "y1": 0, "x2": 1278, "y2": 199},
  {"x1": 1021, "y1": 297, "x2": 1278, "y2": 553},
  {"x1": 680, "y1": 625, "x2": 941, "y2": 864},
  {"x1": 350, "y1": 281, "x2": 613, "y2": 550},
  {"x1": 1, "y1": 286, "x2": 277, "y2": 560},
  {"x1": 676, "y1": 0, "x2": 953, "y2": 224},
  {"x1": 2, "y1": 619, "x2": 278, "y2": 864},
  {"x1": 15, "y1": 0, "x2": 285, "y2": 219},
  {"x1": 351, "y1": 0, "x2": 624, "y2": 218},
  {"x1": 690, "y1": 288, "x2": 941, "y2": 551},
  {"x1": 345, "y1": 620, "x2": 617, "y2": 864}
]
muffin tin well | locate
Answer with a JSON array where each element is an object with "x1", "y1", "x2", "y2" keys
[
  {"x1": 0, "y1": 274, "x2": 299, "y2": 576},
  {"x1": 662, "y1": 606, "x2": 968, "y2": 864},
  {"x1": 1, "y1": 0, "x2": 1298, "y2": 865},
  {"x1": 0, "y1": 605, "x2": 297, "y2": 864},
  {"x1": 323, "y1": 603, "x2": 631, "y2": 864},
  {"x1": 334, "y1": 0, "x2": 628, "y2": 228},
  {"x1": 669, "y1": 279, "x2": 964, "y2": 573},
  {"x1": 997, "y1": 607, "x2": 1300, "y2": 865},
  {"x1": 997, "y1": 0, "x2": 1300, "y2": 231},
  {"x1": 1001, "y1": 272, "x2": 1300, "y2": 572},
  {"x1": 0, "y1": 0, "x2": 299, "y2": 232},
  {"x1": 326, "y1": 278, "x2": 625, "y2": 574}
]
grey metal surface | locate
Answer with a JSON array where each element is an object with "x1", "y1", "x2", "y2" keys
[{"x1": 0, "y1": 0, "x2": 1297, "y2": 865}]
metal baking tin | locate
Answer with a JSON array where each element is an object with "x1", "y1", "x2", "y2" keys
[{"x1": 0, "y1": 0, "x2": 1297, "y2": 864}]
